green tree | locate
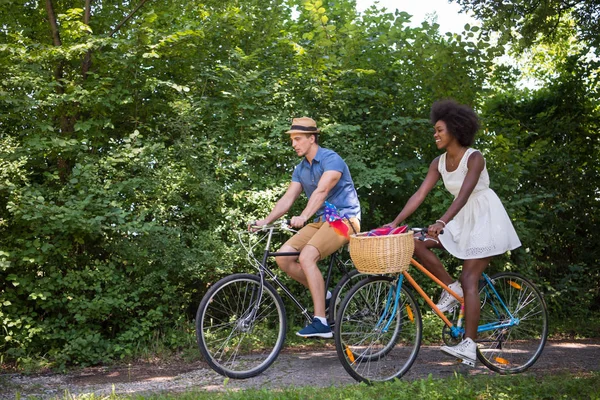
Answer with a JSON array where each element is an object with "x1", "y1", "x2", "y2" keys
[
  {"x1": 454, "y1": 0, "x2": 600, "y2": 52},
  {"x1": 0, "y1": 0, "x2": 228, "y2": 365}
]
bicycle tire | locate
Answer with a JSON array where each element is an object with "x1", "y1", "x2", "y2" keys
[
  {"x1": 328, "y1": 267, "x2": 366, "y2": 325},
  {"x1": 196, "y1": 273, "x2": 287, "y2": 379},
  {"x1": 335, "y1": 276, "x2": 422, "y2": 383},
  {"x1": 477, "y1": 272, "x2": 548, "y2": 373}
]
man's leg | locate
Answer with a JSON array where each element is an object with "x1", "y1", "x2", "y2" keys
[
  {"x1": 295, "y1": 221, "x2": 353, "y2": 338},
  {"x1": 275, "y1": 245, "x2": 309, "y2": 287},
  {"x1": 299, "y1": 219, "x2": 357, "y2": 319},
  {"x1": 297, "y1": 244, "x2": 326, "y2": 318},
  {"x1": 275, "y1": 223, "x2": 330, "y2": 317},
  {"x1": 275, "y1": 223, "x2": 321, "y2": 287}
]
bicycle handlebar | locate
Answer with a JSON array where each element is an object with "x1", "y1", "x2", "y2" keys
[
  {"x1": 411, "y1": 227, "x2": 444, "y2": 240},
  {"x1": 248, "y1": 219, "x2": 295, "y2": 232}
]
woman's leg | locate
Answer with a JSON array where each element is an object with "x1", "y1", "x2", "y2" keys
[
  {"x1": 413, "y1": 237, "x2": 453, "y2": 285},
  {"x1": 460, "y1": 257, "x2": 491, "y2": 339}
]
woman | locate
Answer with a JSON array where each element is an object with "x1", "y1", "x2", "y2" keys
[{"x1": 386, "y1": 99, "x2": 521, "y2": 366}]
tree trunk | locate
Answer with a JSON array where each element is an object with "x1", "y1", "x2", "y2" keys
[
  {"x1": 82, "y1": 0, "x2": 93, "y2": 78},
  {"x1": 44, "y1": 0, "x2": 64, "y2": 94}
]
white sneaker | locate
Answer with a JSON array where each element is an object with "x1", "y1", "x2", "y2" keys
[
  {"x1": 441, "y1": 337, "x2": 477, "y2": 367},
  {"x1": 436, "y1": 281, "x2": 462, "y2": 313}
]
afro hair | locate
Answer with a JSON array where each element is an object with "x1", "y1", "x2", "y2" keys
[{"x1": 430, "y1": 99, "x2": 480, "y2": 146}]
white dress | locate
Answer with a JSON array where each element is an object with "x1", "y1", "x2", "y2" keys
[{"x1": 438, "y1": 148, "x2": 521, "y2": 259}]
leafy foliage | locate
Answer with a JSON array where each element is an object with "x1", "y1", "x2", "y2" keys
[
  {"x1": 482, "y1": 51, "x2": 600, "y2": 317},
  {"x1": 454, "y1": 0, "x2": 600, "y2": 53}
]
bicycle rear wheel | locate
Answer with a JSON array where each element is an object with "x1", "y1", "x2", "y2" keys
[
  {"x1": 477, "y1": 272, "x2": 548, "y2": 373},
  {"x1": 196, "y1": 273, "x2": 287, "y2": 379},
  {"x1": 335, "y1": 276, "x2": 422, "y2": 383}
]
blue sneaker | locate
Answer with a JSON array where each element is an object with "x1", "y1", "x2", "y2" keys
[{"x1": 296, "y1": 319, "x2": 333, "y2": 339}]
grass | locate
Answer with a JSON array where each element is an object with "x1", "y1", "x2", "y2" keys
[
  {"x1": 166, "y1": 373, "x2": 600, "y2": 400},
  {"x1": 11, "y1": 372, "x2": 600, "y2": 400}
]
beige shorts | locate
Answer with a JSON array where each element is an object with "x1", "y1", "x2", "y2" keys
[{"x1": 284, "y1": 218, "x2": 361, "y2": 260}]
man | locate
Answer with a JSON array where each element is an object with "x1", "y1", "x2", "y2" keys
[{"x1": 253, "y1": 117, "x2": 361, "y2": 338}]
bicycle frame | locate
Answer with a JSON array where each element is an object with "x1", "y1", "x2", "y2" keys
[
  {"x1": 392, "y1": 258, "x2": 518, "y2": 339},
  {"x1": 247, "y1": 224, "x2": 353, "y2": 324},
  {"x1": 477, "y1": 274, "x2": 520, "y2": 333}
]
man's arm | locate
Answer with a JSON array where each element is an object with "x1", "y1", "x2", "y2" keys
[
  {"x1": 290, "y1": 170, "x2": 342, "y2": 228},
  {"x1": 254, "y1": 182, "x2": 303, "y2": 226}
]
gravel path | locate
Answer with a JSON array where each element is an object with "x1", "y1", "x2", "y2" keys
[{"x1": 1, "y1": 339, "x2": 599, "y2": 399}]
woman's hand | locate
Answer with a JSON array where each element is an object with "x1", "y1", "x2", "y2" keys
[
  {"x1": 427, "y1": 221, "x2": 445, "y2": 238},
  {"x1": 383, "y1": 221, "x2": 398, "y2": 228}
]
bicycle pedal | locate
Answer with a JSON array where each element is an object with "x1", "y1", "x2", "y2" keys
[{"x1": 457, "y1": 358, "x2": 476, "y2": 367}]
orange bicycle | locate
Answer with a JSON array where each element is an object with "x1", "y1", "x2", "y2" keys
[{"x1": 334, "y1": 228, "x2": 548, "y2": 383}]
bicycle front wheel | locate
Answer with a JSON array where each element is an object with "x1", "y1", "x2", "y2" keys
[
  {"x1": 477, "y1": 272, "x2": 548, "y2": 373},
  {"x1": 328, "y1": 267, "x2": 367, "y2": 325},
  {"x1": 196, "y1": 273, "x2": 287, "y2": 379},
  {"x1": 335, "y1": 276, "x2": 422, "y2": 383}
]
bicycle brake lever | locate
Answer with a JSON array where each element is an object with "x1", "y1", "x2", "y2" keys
[{"x1": 415, "y1": 227, "x2": 444, "y2": 241}]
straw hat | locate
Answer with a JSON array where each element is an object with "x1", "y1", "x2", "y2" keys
[{"x1": 286, "y1": 117, "x2": 320, "y2": 135}]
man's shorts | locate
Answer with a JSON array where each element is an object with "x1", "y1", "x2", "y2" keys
[{"x1": 284, "y1": 218, "x2": 361, "y2": 260}]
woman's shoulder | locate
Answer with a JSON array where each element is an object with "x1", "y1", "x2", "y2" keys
[
  {"x1": 466, "y1": 148, "x2": 485, "y2": 167},
  {"x1": 431, "y1": 154, "x2": 444, "y2": 175},
  {"x1": 467, "y1": 148, "x2": 484, "y2": 158}
]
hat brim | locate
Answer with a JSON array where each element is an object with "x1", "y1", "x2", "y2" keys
[{"x1": 286, "y1": 129, "x2": 320, "y2": 134}]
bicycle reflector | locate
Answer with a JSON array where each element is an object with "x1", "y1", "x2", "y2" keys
[
  {"x1": 406, "y1": 305, "x2": 414, "y2": 322},
  {"x1": 345, "y1": 346, "x2": 356, "y2": 363},
  {"x1": 509, "y1": 281, "x2": 522, "y2": 290}
]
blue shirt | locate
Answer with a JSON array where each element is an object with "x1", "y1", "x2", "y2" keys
[{"x1": 291, "y1": 147, "x2": 361, "y2": 221}]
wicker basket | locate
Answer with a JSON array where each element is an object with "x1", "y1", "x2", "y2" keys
[{"x1": 349, "y1": 231, "x2": 415, "y2": 274}]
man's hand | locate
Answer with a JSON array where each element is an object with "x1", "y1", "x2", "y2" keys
[
  {"x1": 290, "y1": 215, "x2": 308, "y2": 228},
  {"x1": 248, "y1": 219, "x2": 268, "y2": 232}
]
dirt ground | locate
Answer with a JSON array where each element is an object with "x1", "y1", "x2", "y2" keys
[{"x1": 1, "y1": 339, "x2": 599, "y2": 399}]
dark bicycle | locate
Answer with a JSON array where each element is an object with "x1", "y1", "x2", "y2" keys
[{"x1": 195, "y1": 220, "x2": 365, "y2": 378}]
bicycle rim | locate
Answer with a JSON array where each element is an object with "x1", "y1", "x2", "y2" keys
[
  {"x1": 196, "y1": 274, "x2": 287, "y2": 379},
  {"x1": 477, "y1": 272, "x2": 548, "y2": 373},
  {"x1": 335, "y1": 277, "x2": 422, "y2": 383}
]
